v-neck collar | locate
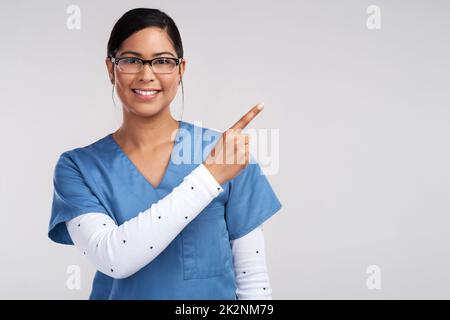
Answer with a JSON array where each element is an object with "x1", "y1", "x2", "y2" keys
[{"x1": 107, "y1": 120, "x2": 187, "y2": 190}]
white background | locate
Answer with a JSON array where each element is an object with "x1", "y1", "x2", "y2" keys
[{"x1": 1, "y1": 0, "x2": 450, "y2": 299}]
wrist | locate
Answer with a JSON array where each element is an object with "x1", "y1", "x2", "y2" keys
[{"x1": 202, "y1": 162, "x2": 226, "y2": 185}]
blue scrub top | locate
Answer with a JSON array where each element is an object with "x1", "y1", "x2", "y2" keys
[{"x1": 48, "y1": 120, "x2": 282, "y2": 300}]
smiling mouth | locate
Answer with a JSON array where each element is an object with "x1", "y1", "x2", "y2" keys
[{"x1": 132, "y1": 89, "x2": 161, "y2": 96}]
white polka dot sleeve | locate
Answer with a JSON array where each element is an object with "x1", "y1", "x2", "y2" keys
[
  {"x1": 65, "y1": 163, "x2": 223, "y2": 279},
  {"x1": 231, "y1": 225, "x2": 273, "y2": 300}
]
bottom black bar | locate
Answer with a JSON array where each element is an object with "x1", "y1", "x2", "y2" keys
[{"x1": 0, "y1": 300, "x2": 446, "y2": 319}]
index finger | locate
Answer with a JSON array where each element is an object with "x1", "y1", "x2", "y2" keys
[{"x1": 229, "y1": 103, "x2": 264, "y2": 131}]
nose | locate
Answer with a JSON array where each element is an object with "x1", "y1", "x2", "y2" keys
[{"x1": 139, "y1": 62, "x2": 156, "y2": 82}]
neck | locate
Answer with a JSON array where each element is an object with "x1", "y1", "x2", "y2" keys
[{"x1": 113, "y1": 107, "x2": 180, "y2": 152}]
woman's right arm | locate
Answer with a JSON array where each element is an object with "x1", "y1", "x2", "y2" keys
[{"x1": 66, "y1": 163, "x2": 223, "y2": 279}]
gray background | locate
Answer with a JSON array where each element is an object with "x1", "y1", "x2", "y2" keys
[{"x1": 1, "y1": 0, "x2": 449, "y2": 299}]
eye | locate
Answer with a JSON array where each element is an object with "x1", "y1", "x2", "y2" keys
[
  {"x1": 154, "y1": 58, "x2": 171, "y2": 65},
  {"x1": 121, "y1": 57, "x2": 140, "y2": 64}
]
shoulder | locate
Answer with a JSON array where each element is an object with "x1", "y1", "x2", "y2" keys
[
  {"x1": 54, "y1": 133, "x2": 113, "y2": 173},
  {"x1": 181, "y1": 120, "x2": 222, "y2": 139}
]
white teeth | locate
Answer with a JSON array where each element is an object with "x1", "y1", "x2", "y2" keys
[{"x1": 134, "y1": 90, "x2": 158, "y2": 96}]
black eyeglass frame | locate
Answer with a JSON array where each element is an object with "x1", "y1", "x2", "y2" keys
[{"x1": 108, "y1": 56, "x2": 183, "y2": 74}]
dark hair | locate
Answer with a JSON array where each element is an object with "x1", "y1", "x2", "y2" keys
[
  {"x1": 107, "y1": 8, "x2": 185, "y2": 119},
  {"x1": 107, "y1": 8, "x2": 183, "y2": 58}
]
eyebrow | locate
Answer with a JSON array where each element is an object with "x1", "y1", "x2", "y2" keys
[{"x1": 118, "y1": 51, "x2": 176, "y2": 58}]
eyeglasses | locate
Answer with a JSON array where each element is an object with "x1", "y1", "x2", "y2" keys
[{"x1": 109, "y1": 56, "x2": 183, "y2": 74}]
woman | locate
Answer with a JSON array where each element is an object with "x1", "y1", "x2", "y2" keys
[{"x1": 48, "y1": 8, "x2": 282, "y2": 300}]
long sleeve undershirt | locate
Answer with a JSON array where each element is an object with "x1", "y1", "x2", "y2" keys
[{"x1": 66, "y1": 163, "x2": 272, "y2": 299}]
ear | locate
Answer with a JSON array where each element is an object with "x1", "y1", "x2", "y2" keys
[
  {"x1": 178, "y1": 58, "x2": 187, "y2": 84},
  {"x1": 105, "y1": 57, "x2": 114, "y2": 84}
]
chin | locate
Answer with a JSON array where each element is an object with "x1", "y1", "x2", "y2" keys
[{"x1": 127, "y1": 103, "x2": 167, "y2": 117}]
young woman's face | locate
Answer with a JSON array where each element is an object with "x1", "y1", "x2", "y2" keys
[{"x1": 106, "y1": 27, "x2": 186, "y2": 118}]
